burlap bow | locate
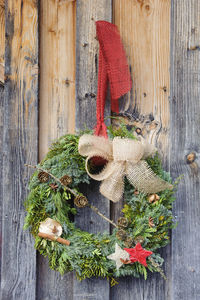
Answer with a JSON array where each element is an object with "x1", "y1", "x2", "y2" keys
[{"x1": 78, "y1": 134, "x2": 173, "y2": 202}]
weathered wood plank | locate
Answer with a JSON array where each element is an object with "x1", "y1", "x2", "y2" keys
[
  {"x1": 75, "y1": 1, "x2": 112, "y2": 299},
  {"x1": 37, "y1": 262, "x2": 73, "y2": 300},
  {"x1": 0, "y1": 1, "x2": 4, "y2": 276},
  {"x1": 113, "y1": 0, "x2": 171, "y2": 157},
  {"x1": 38, "y1": 0, "x2": 76, "y2": 299},
  {"x1": 111, "y1": 1, "x2": 171, "y2": 299},
  {"x1": 0, "y1": 0, "x2": 5, "y2": 83},
  {"x1": 39, "y1": 0, "x2": 76, "y2": 159},
  {"x1": 0, "y1": 85, "x2": 4, "y2": 285},
  {"x1": 0, "y1": 63, "x2": 4, "y2": 83},
  {"x1": 0, "y1": 0, "x2": 38, "y2": 299},
  {"x1": 170, "y1": 1, "x2": 200, "y2": 299}
]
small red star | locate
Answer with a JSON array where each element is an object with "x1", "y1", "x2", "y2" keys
[{"x1": 124, "y1": 243, "x2": 153, "y2": 267}]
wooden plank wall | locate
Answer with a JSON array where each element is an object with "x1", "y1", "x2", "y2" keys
[
  {"x1": 1, "y1": 0, "x2": 200, "y2": 299},
  {"x1": 1, "y1": 0, "x2": 38, "y2": 299},
  {"x1": 170, "y1": 1, "x2": 200, "y2": 299}
]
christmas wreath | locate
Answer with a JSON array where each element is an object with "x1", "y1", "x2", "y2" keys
[
  {"x1": 24, "y1": 21, "x2": 177, "y2": 286},
  {"x1": 24, "y1": 123, "x2": 177, "y2": 286}
]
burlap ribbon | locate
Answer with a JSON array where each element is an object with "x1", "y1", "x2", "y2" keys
[{"x1": 78, "y1": 134, "x2": 173, "y2": 202}]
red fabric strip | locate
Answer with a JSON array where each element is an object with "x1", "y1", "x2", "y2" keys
[{"x1": 94, "y1": 21, "x2": 132, "y2": 137}]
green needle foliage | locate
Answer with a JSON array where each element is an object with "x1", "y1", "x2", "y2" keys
[{"x1": 24, "y1": 124, "x2": 177, "y2": 285}]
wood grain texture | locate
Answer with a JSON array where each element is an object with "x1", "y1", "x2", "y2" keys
[
  {"x1": 111, "y1": 1, "x2": 171, "y2": 299},
  {"x1": 113, "y1": 0, "x2": 171, "y2": 158},
  {"x1": 0, "y1": 63, "x2": 4, "y2": 83},
  {"x1": 0, "y1": 0, "x2": 5, "y2": 83},
  {"x1": 39, "y1": 0, "x2": 76, "y2": 160},
  {"x1": 37, "y1": 1, "x2": 76, "y2": 299},
  {"x1": 75, "y1": 1, "x2": 112, "y2": 299},
  {"x1": 0, "y1": 85, "x2": 4, "y2": 285},
  {"x1": 170, "y1": 1, "x2": 200, "y2": 299},
  {"x1": 0, "y1": 0, "x2": 38, "y2": 299},
  {"x1": 37, "y1": 261, "x2": 73, "y2": 300}
]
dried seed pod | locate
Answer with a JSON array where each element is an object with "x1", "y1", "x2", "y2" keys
[
  {"x1": 52, "y1": 225, "x2": 58, "y2": 234},
  {"x1": 74, "y1": 195, "x2": 88, "y2": 208},
  {"x1": 148, "y1": 193, "x2": 160, "y2": 203},
  {"x1": 38, "y1": 171, "x2": 49, "y2": 183},
  {"x1": 124, "y1": 236, "x2": 134, "y2": 248},
  {"x1": 120, "y1": 258, "x2": 132, "y2": 264},
  {"x1": 49, "y1": 183, "x2": 59, "y2": 191},
  {"x1": 134, "y1": 189, "x2": 139, "y2": 195},
  {"x1": 116, "y1": 229, "x2": 127, "y2": 241},
  {"x1": 155, "y1": 194, "x2": 160, "y2": 201},
  {"x1": 134, "y1": 235, "x2": 145, "y2": 244},
  {"x1": 60, "y1": 175, "x2": 72, "y2": 186},
  {"x1": 39, "y1": 218, "x2": 62, "y2": 237},
  {"x1": 117, "y1": 217, "x2": 128, "y2": 228},
  {"x1": 149, "y1": 217, "x2": 155, "y2": 228}
]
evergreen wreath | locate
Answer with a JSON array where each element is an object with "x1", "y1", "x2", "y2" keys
[{"x1": 24, "y1": 123, "x2": 177, "y2": 286}]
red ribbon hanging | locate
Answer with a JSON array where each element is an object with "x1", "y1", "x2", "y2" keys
[{"x1": 95, "y1": 21, "x2": 132, "y2": 138}]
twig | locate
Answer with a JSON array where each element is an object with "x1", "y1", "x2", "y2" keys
[
  {"x1": 38, "y1": 232, "x2": 70, "y2": 246},
  {"x1": 25, "y1": 163, "x2": 118, "y2": 228},
  {"x1": 149, "y1": 257, "x2": 167, "y2": 280},
  {"x1": 25, "y1": 164, "x2": 78, "y2": 196},
  {"x1": 88, "y1": 204, "x2": 117, "y2": 228}
]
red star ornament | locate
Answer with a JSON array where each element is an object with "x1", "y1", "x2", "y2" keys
[{"x1": 124, "y1": 243, "x2": 153, "y2": 267}]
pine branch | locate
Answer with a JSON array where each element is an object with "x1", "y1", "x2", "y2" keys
[
  {"x1": 25, "y1": 164, "x2": 117, "y2": 228},
  {"x1": 25, "y1": 164, "x2": 78, "y2": 196},
  {"x1": 149, "y1": 257, "x2": 167, "y2": 280}
]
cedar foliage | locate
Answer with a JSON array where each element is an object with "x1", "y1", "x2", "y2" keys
[{"x1": 24, "y1": 125, "x2": 176, "y2": 284}]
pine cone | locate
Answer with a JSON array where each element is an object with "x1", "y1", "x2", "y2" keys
[
  {"x1": 38, "y1": 171, "x2": 49, "y2": 183},
  {"x1": 116, "y1": 229, "x2": 127, "y2": 241},
  {"x1": 124, "y1": 236, "x2": 134, "y2": 248},
  {"x1": 117, "y1": 217, "x2": 128, "y2": 228},
  {"x1": 149, "y1": 217, "x2": 155, "y2": 228},
  {"x1": 134, "y1": 236, "x2": 145, "y2": 244},
  {"x1": 148, "y1": 193, "x2": 160, "y2": 203},
  {"x1": 60, "y1": 175, "x2": 72, "y2": 186},
  {"x1": 74, "y1": 195, "x2": 88, "y2": 208}
]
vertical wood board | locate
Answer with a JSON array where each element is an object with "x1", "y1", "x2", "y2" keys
[
  {"x1": 0, "y1": 85, "x2": 4, "y2": 284},
  {"x1": 37, "y1": 1, "x2": 76, "y2": 299},
  {"x1": 170, "y1": 0, "x2": 200, "y2": 299},
  {"x1": 1, "y1": 0, "x2": 38, "y2": 299},
  {"x1": 0, "y1": 2, "x2": 4, "y2": 273},
  {"x1": 39, "y1": 0, "x2": 76, "y2": 160},
  {"x1": 75, "y1": 1, "x2": 112, "y2": 299},
  {"x1": 113, "y1": 0, "x2": 171, "y2": 158},
  {"x1": 0, "y1": 0, "x2": 5, "y2": 83},
  {"x1": 111, "y1": 1, "x2": 171, "y2": 299}
]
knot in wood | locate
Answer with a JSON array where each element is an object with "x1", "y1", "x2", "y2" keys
[
  {"x1": 135, "y1": 127, "x2": 142, "y2": 135},
  {"x1": 186, "y1": 152, "x2": 196, "y2": 164}
]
